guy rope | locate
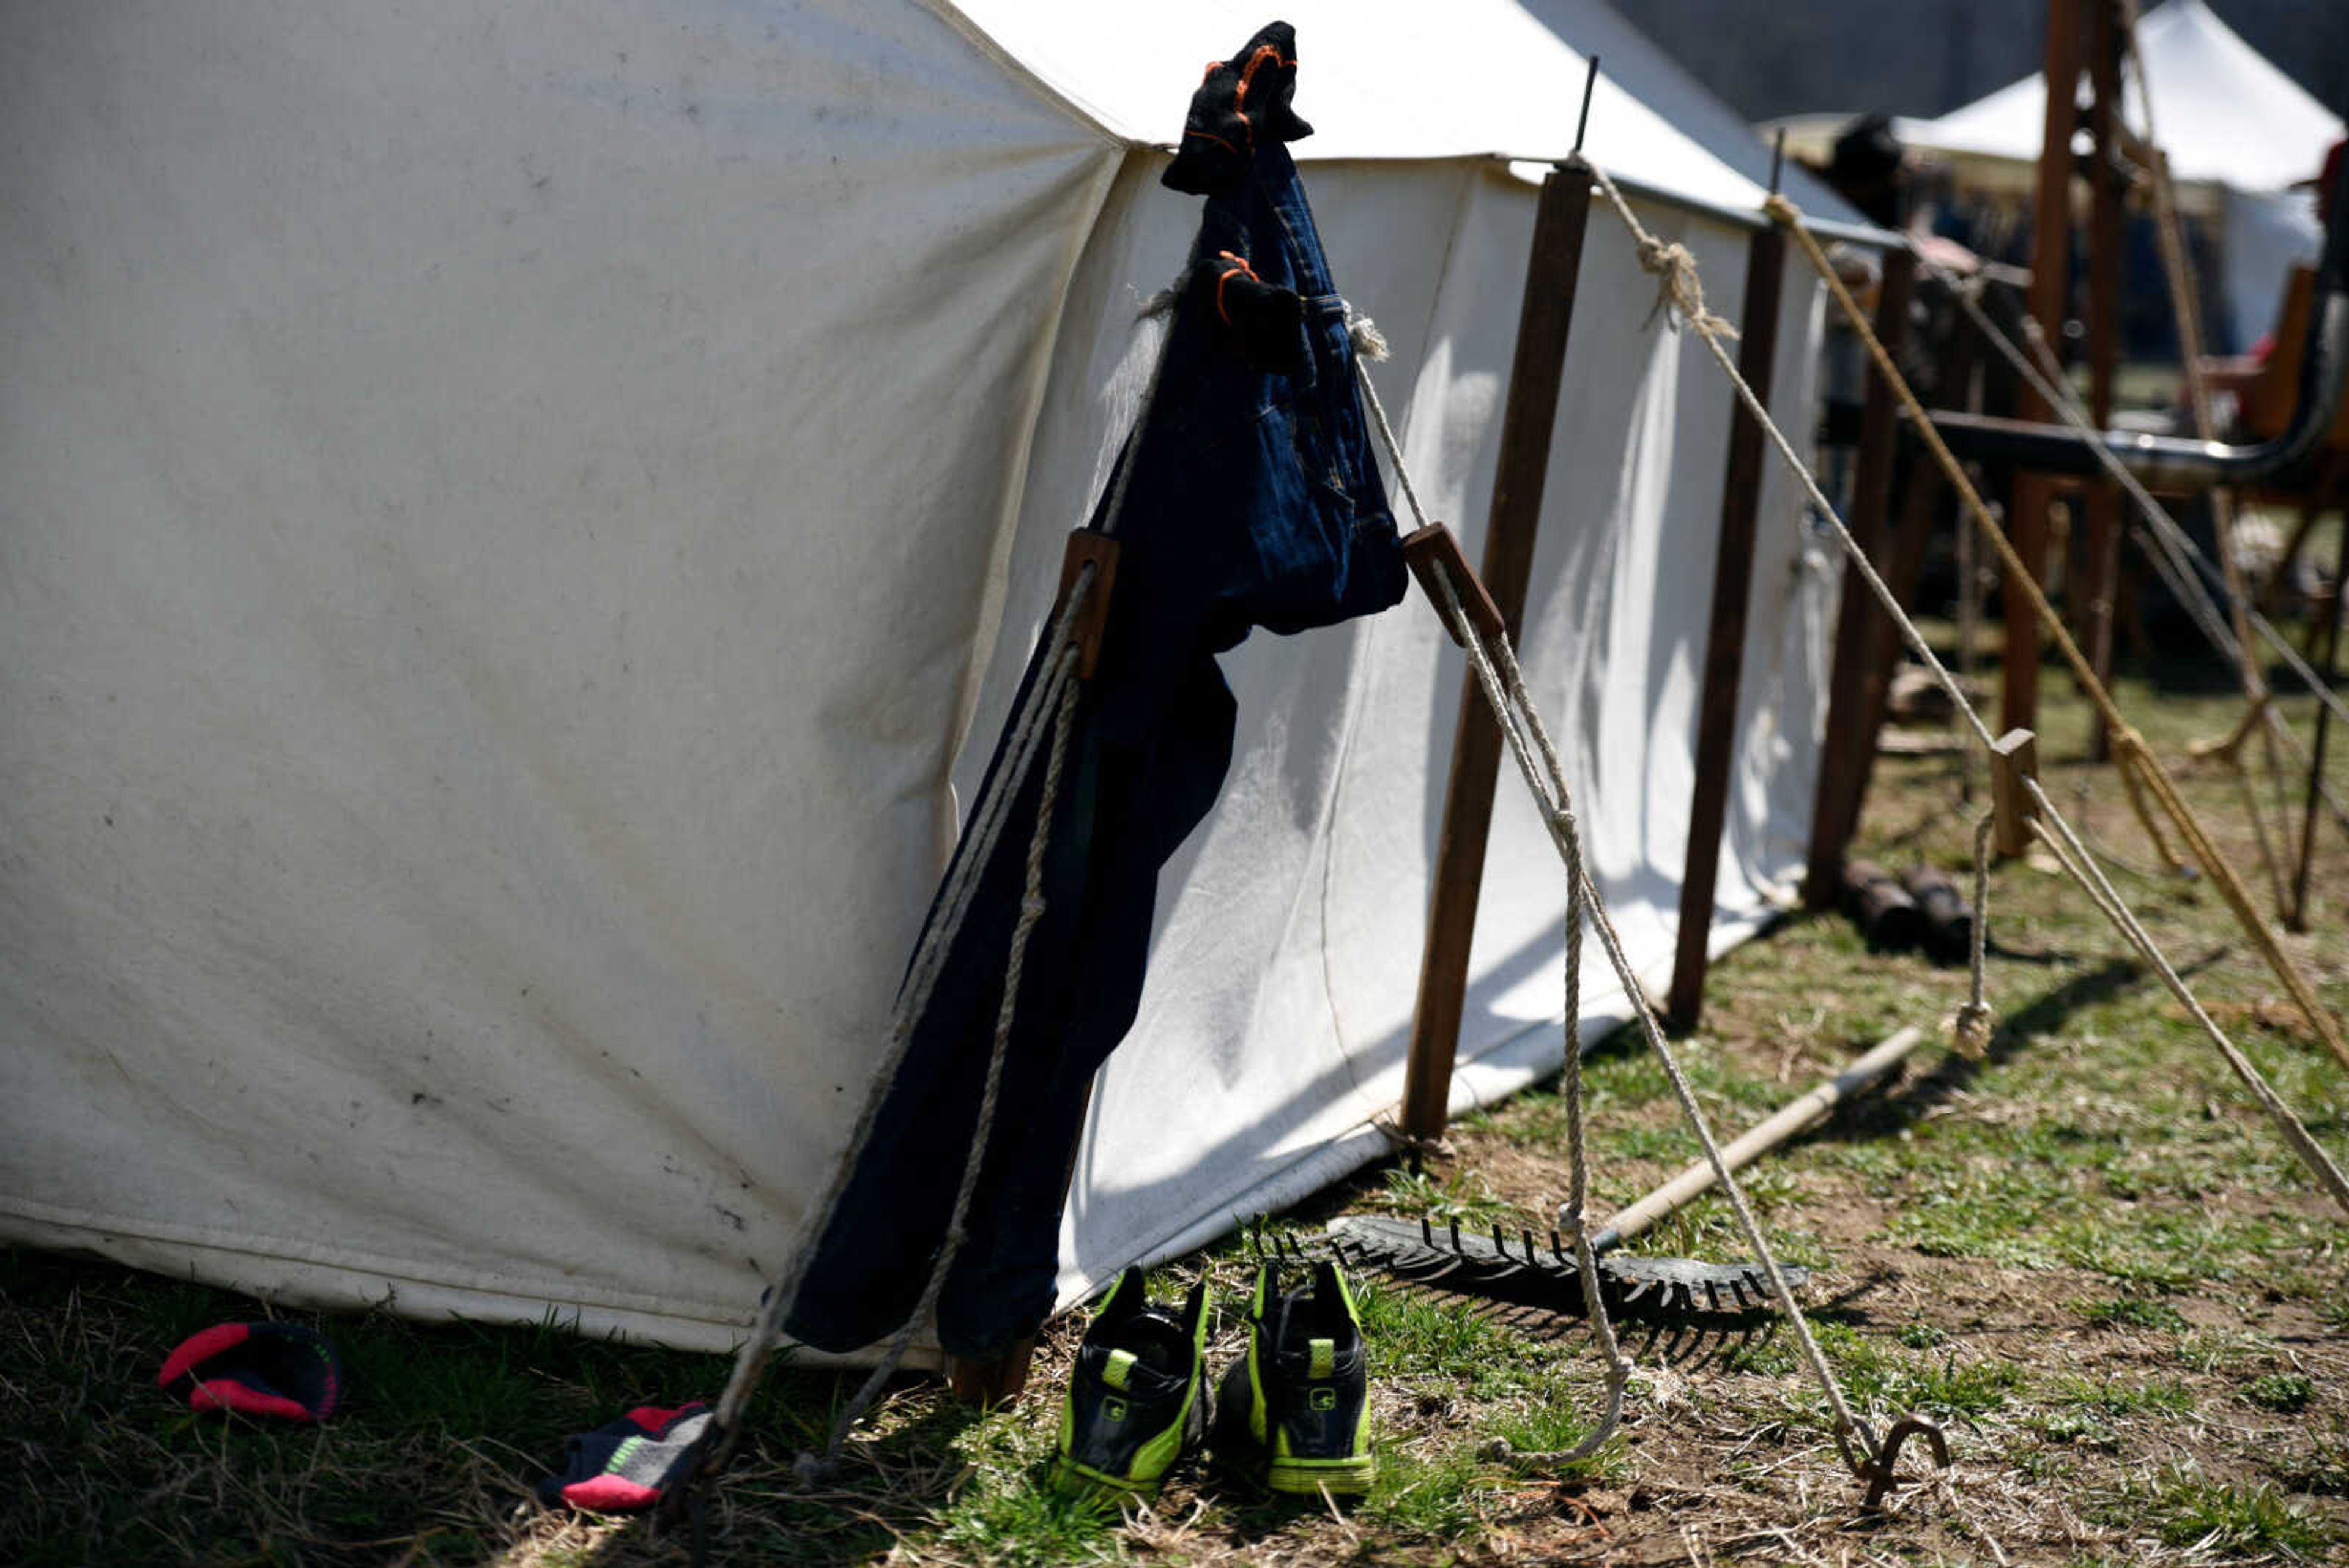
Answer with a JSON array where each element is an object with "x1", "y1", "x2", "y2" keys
[
  {"x1": 1349, "y1": 286, "x2": 1935, "y2": 1501},
  {"x1": 1526, "y1": 156, "x2": 2349, "y2": 1224},
  {"x1": 1756, "y1": 187, "x2": 2349, "y2": 1079}
]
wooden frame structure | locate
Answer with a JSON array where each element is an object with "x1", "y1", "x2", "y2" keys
[
  {"x1": 1398, "y1": 158, "x2": 1595, "y2": 1143},
  {"x1": 1664, "y1": 224, "x2": 1788, "y2": 1033}
]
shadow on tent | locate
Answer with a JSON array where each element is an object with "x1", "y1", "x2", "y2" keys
[{"x1": 1058, "y1": 904, "x2": 1605, "y2": 1295}]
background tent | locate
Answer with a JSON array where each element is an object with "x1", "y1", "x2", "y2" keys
[
  {"x1": 1, "y1": 0, "x2": 1853, "y2": 1353},
  {"x1": 1897, "y1": 0, "x2": 2343, "y2": 349}
]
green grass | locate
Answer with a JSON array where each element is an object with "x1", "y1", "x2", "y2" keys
[
  {"x1": 2244, "y1": 1371, "x2": 2318, "y2": 1413},
  {"x1": 1803, "y1": 1321, "x2": 2024, "y2": 1416},
  {"x1": 1375, "y1": 1165, "x2": 1515, "y2": 1225},
  {"x1": 1357, "y1": 1440, "x2": 1494, "y2": 1538},
  {"x1": 2048, "y1": 1372, "x2": 2198, "y2": 1419},
  {"x1": 2077, "y1": 1296, "x2": 2190, "y2": 1332},
  {"x1": 2112, "y1": 1465, "x2": 2339, "y2": 1559}
]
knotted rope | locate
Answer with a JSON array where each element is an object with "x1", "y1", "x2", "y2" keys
[
  {"x1": 1953, "y1": 812, "x2": 1996, "y2": 1061},
  {"x1": 1427, "y1": 563, "x2": 1632, "y2": 1466},
  {"x1": 1761, "y1": 190, "x2": 2349, "y2": 1077},
  {"x1": 1353, "y1": 343, "x2": 1857, "y2": 1474},
  {"x1": 700, "y1": 568, "x2": 1097, "y2": 1486},
  {"x1": 1351, "y1": 340, "x2": 1630, "y2": 1460},
  {"x1": 1631, "y1": 232, "x2": 1738, "y2": 340},
  {"x1": 1577, "y1": 165, "x2": 2349, "y2": 1222},
  {"x1": 2025, "y1": 775, "x2": 2349, "y2": 1217},
  {"x1": 793, "y1": 634, "x2": 1086, "y2": 1484},
  {"x1": 1934, "y1": 267, "x2": 2349, "y2": 844}
]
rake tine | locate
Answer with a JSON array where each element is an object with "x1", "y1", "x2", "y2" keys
[{"x1": 1327, "y1": 1213, "x2": 1806, "y2": 1322}]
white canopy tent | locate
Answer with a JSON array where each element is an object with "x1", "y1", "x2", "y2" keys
[
  {"x1": 2, "y1": 0, "x2": 1849, "y2": 1353},
  {"x1": 1899, "y1": 0, "x2": 2342, "y2": 348}
]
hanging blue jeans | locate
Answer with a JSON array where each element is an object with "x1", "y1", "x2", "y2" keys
[{"x1": 788, "y1": 23, "x2": 1403, "y2": 1359}]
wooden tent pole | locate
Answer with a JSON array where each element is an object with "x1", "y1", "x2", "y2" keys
[
  {"x1": 1399, "y1": 162, "x2": 1594, "y2": 1144},
  {"x1": 2079, "y1": 0, "x2": 2126, "y2": 760},
  {"x1": 2004, "y1": 0, "x2": 2085, "y2": 737},
  {"x1": 1837, "y1": 317, "x2": 1989, "y2": 862},
  {"x1": 1666, "y1": 223, "x2": 1787, "y2": 1033},
  {"x1": 1805, "y1": 247, "x2": 1918, "y2": 907}
]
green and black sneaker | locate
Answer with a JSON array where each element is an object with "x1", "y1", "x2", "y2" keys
[
  {"x1": 1049, "y1": 1266, "x2": 1209, "y2": 1503},
  {"x1": 1213, "y1": 1260, "x2": 1375, "y2": 1498}
]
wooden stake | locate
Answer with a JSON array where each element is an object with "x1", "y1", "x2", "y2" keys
[
  {"x1": 1667, "y1": 225, "x2": 1787, "y2": 1033},
  {"x1": 1400, "y1": 162, "x2": 1593, "y2": 1145},
  {"x1": 1590, "y1": 1026, "x2": 1925, "y2": 1251},
  {"x1": 1836, "y1": 319, "x2": 1987, "y2": 853},
  {"x1": 1403, "y1": 523, "x2": 1505, "y2": 649},
  {"x1": 1054, "y1": 530, "x2": 1120, "y2": 681},
  {"x1": 1990, "y1": 727, "x2": 2041, "y2": 860},
  {"x1": 2004, "y1": 0, "x2": 2085, "y2": 738},
  {"x1": 2079, "y1": 0, "x2": 2126, "y2": 759}
]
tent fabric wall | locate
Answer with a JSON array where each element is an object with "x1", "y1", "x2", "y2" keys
[
  {"x1": 965, "y1": 156, "x2": 1833, "y2": 1312},
  {"x1": 0, "y1": 0, "x2": 1123, "y2": 1350},
  {"x1": 1907, "y1": 0, "x2": 2342, "y2": 195},
  {"x1": 1891, "y1": 0, "x2": 2342, "y2": 352},
  {"x1": 2222, "y1": 188, "x2": 2325, "y2": 354},
  {"x1": 4, "y1": 0, "x2": 1833, "y2": 1353}
]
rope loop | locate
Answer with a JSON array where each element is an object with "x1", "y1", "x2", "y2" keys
[
  {"x1": 1954, "y1": 811, "x2": 1996, "y2": 1061},
  {"x1": 1951, "y1": 1002, "x2": 1994, "y2": 1061},
  {"x1": 1342, "y1": 302, "x2": 1391, "y2": 363}
]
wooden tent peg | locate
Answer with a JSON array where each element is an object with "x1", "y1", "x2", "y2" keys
[
  {"x1": 1989, "y1": 728, "x2": 2039, "y2": 860},
  {"x1": 1054, "y1": 530, "x2": 1120, "y2": 680},
  {"x1": 1403, "y1": 524, "x2": 1505, "y2": 649}
]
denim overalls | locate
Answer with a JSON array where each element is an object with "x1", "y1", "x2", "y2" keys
[{"x1": 790, "y1": 23, "x2": 1404, "y2": 1359}]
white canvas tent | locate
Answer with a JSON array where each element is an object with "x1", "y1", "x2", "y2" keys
[
  {"x1": 1, "y1": 0, "x2": 1851, "y2": 1353},
  {"x1": 1898, "y1": 0, "x2": 2343, "y2": 348}
]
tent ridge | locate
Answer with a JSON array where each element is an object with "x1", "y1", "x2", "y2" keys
[{"x1": 917, "y1": 0, "x2": 1136, "y2": 152}]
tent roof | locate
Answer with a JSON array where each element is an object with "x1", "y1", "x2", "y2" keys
[
  {"x1": 945, "y1": 0, "x2": 1863, "y2": 222},
  {"x1": 1902, "y1": 0, "x2": 2343, "y2": 193}
]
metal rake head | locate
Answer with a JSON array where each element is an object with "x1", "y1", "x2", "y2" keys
[{"x1": 1285, "y1": 1214, "x2": 1806, "y2": 1320}]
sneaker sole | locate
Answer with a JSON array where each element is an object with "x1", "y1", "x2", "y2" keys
[
  {"x1": 1048, "y1": 1452, "x2": 1167, "y2": 1503},
  {"x1": 1266, "y1": 1455, "x2": 1376, "y2": 1496}
]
